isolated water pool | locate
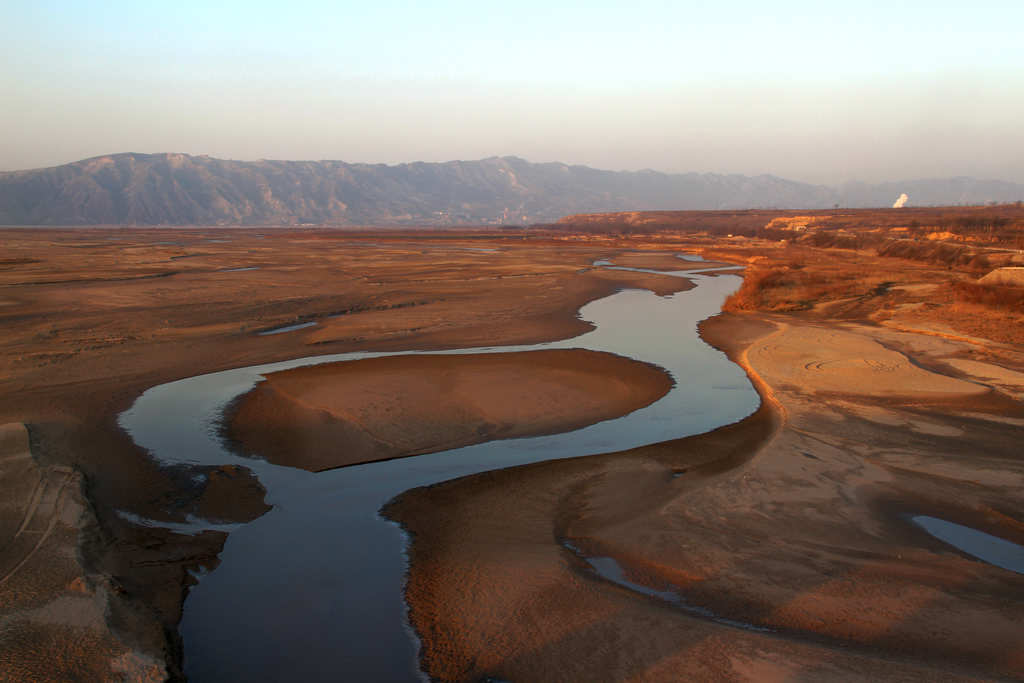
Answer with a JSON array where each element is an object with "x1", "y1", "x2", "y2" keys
[{"x1": 256, "y1": 320, "x2": 319, "y2": 336}]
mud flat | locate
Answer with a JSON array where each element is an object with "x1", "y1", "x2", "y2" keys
[{"x1": 226, "y1": 349, "x2": 673, "y2": 471}]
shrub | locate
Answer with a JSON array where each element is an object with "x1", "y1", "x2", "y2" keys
[{"x1": 951, "y1": 280, "x2": 1024, "y2": 312}]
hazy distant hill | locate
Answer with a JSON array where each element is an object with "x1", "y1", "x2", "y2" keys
[{"x1": 1, "y1": 153, "x2": 1021, "y2": 226}]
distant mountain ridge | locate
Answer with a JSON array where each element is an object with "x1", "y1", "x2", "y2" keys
[{"x1": 1, "y1": 153, "x2": 1021, "y2": 226}]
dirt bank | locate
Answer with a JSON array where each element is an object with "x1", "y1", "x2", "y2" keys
[
  {"x1": 226, "y1": 349, "x2": 673, "y2": 471},
  {"x1": 0, "y1": 423, "x2": 166, "y2": 681}
]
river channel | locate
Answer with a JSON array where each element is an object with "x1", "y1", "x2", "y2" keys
[{"x1": 119, "y1": 261, "x2": 760, "y2": 681}]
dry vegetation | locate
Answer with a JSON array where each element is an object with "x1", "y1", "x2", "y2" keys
[
  {"x1": 723, "y1": 270, "x2": 1018, "y2": 342},
  {"x1": 550, "y1": 204, "x2": 1024, "y2": 342},
  {"x1": 951, "y1": 279, "x2": 1024, "y2": 311},
  {"x1": 551, "y1": 203, "x2": 1024, "y2": 240},
  {"x1": 645, "y1": 206, "x2": 1024, "y2": 345},
  {"x1": 541, "y1": 204, "x2": 1024, "y2": 344},
  {"x1": 715, "y1": 248, "x2": 1023, "y2": 344},
  {"x1": 720, "y1": 254, "x2": 892, "y2": 313}
]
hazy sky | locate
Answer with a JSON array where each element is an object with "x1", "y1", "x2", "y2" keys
[{"x1": 3, "y1": 1, "x2": 1023, "y2": 183}]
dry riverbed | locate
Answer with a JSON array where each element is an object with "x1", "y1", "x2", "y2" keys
[{"x1": 1, "y1": 227, "x2": 1022, "y2": 681}]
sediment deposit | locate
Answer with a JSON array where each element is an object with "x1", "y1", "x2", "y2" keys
[{"x1": 226, "y1": 350, "x2": 672, "y2": 471}]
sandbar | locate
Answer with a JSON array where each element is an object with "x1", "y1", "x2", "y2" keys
[{"x1": 225, "y1": 349, "x2": 673, "y2": 471}]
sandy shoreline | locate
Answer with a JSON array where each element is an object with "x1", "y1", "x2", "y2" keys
[{"x1": 225, "y1": 349, "x2": 673, "y2": 471}]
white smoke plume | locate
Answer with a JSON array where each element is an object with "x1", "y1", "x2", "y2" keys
[{"x1": 893, "y1": 193, "x2": 909, "y2": 208}]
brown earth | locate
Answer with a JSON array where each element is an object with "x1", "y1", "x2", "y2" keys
[
  {"x1": 0, "y1": 227, "x2": 697, "y2": 679},
  {"x1": 226, "y1": 350, "x2": 672, "y2": 471},
  {"x1": 2, "y1": 225, "x2": 1022, "y2": 681},
  {"x1": 0, "y1": 422, "x2": 165, "y2": 682}
]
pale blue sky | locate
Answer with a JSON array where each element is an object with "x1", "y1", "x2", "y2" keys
[{"x1": 3, "y1": 1, "x2": 1023, "y2": 182}]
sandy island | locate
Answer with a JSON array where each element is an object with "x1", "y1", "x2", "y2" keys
[{"x1": 225, "y1": 349, "x2": 673, "y2": 471}]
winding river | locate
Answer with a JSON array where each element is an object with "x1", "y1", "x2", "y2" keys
[{"x1": 119, "y1": 260, "x2": 760, "y2": 681}]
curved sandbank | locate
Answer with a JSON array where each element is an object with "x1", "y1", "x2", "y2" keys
[
  {"x1": 383, "y1": 315, "x2": 782, "y2": 682},
  {"x1": 385, "y1": 311, "x2": 1024, "y2": 681},
  {"x1": 225, "y1": 349, "x2": 673, "y2": 471}
]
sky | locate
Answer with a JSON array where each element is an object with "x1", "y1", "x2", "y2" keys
[{"x1": 2, "y1": 0, "x2": 1023, "y2": 184}]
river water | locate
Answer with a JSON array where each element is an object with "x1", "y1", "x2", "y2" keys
[{"x1": 119, "y1": 263, "x2": 759, "y2": 681}]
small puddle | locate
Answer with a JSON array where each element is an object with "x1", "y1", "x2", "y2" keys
[
  {"x1": 912, "y1": 516, "x2": 1024, "y2": 574},
  {"x1": 563, "y1": 542, "x2": 772, "y2": 632},
  {"x1": 257, "y1": 321, "x2": 319, "y2": 336},
  {"x1": 220, "y1": 266, "x2": 261, "y2": 272}
]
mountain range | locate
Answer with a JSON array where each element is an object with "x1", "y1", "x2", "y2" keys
[{"x1": 1, "y1": 153, "x2": 1022, "y2": 226}]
